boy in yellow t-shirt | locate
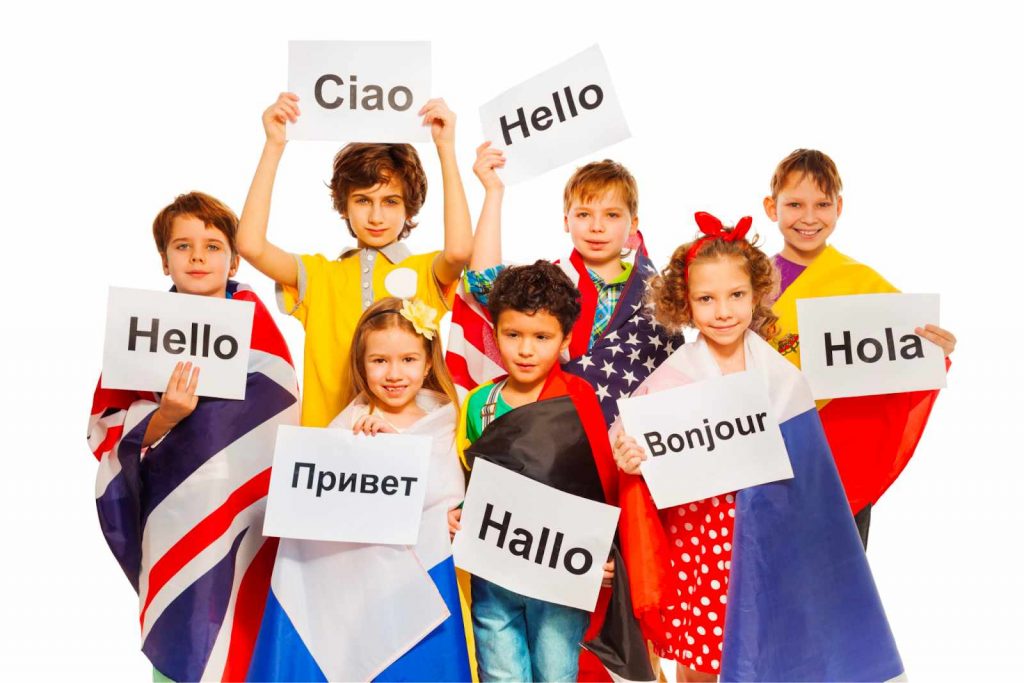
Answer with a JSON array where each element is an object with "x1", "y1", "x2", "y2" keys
[{"x1": 237, "y1": 93, "x2": 473, "y2": 426}]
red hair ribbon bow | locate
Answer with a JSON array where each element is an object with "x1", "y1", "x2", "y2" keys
[{"x1": 684, "y1": 211, "x2": 753, "y2": 276}]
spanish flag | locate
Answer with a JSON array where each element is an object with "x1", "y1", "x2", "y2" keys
[{"x1": 772, "y1": 245, "x2": 948, "y2": 514}]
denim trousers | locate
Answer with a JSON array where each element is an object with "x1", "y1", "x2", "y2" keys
[{"x1": 470, "y1": 576, "x2": 590, "y2": 682}]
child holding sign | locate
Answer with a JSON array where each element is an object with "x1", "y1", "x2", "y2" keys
[
  {"x1": 447, "y1": 147, "x2": 682, "y2": 426},
  {"x1": 764, "y1": 149, "x2": 956, "y2": 546},
  {"x1": 237, "y1": 92, "x2": 473, "y2": 427},
  {"x1": 87, "y1": 192, "x2": 300, "y2": 682},
  {"x1": 612, "y1": 213, "x2": 903, "y2": 682},
  {"x1": 449, "y1": 262, "x2": 653, "y2": 682},
  {"x1": 247, "y1": 297, "x2": 471, "y2": 682}
]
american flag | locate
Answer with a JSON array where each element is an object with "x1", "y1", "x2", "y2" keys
[
  {"x1": 88, "y1": 282, "x2": 299, "y2": 681},
  {"x1": 446, "y1": 236, "x2": 683, "y2": 426}
]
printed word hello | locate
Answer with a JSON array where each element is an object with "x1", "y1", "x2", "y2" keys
[
  {"x1": 500, "y1": 84, "x2": 604, "y2": 145},
  {"x1": 128, "y1": 317, "x2": 238, "y2": 359}
]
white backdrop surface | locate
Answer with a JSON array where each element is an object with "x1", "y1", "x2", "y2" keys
[{"x1": 2, "y1": 0, "x2": 1021, "y2": 679}]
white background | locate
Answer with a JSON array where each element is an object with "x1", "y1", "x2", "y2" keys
[{"x1": 2, "y1": 0, "x2": 1020, "y2": 679}]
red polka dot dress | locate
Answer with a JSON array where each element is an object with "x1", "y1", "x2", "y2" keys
[{"x1": 655, "y1": 492, "x2": 736, "y2": 675}]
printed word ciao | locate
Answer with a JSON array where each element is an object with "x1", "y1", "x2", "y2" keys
[
  {"x1": 128, "y1": 317, "x2": 238, "y2": 359},
  {"x1": 314, "y1": 74, "x2": 413, "y2": 111},
  {"x1": 825, "y1": 328, "x2": 924, "y2": 367},
  {"x1": 500, "y1": 84, "x2": 605, "y2": 145},
  {"x1": 478, "y1": 503, "x2": 593, "y2": 576},
  {"x1": 644, "y1": 412, "x2": 769, "y2": 457},
  {"x1": 292, "y1": 461, "x2": 418, "y2": 498}
]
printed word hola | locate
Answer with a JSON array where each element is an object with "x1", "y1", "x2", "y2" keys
[{"x1": 825, "y1": 328, "x2": 925, "y2": 367}]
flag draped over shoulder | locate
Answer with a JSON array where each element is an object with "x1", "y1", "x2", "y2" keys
[
  {"x1": 246, "y1": 390, "x2": 472, "y2": 683},
  {"x1": 772, "y1": 245, "x2": 947, "y2": 513},
  {"x1": 458, "y1": 366, "x2": 655, "y2": 683},
  {"x1": 446, "y1": 235, "x2": 683, "y2": 424},
  {"x1": 619, "y1": 331, "x2": 904, "y2": 682},
  {"x1": 88, "y1": 282, "x2": 300, "y2": 682}
]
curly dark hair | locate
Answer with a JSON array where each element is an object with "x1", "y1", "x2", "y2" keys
[
  {"x1": 328, "y1": 143, "x2": 428, "y2": 240},
  {"x1": 488, "y1": 261, "x2": 582, "y2": 335},
  {"x1": 648, "y1": 233, "x2": 780, "y2": 340}
]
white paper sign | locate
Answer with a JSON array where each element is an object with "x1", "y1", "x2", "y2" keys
[
  {"x1": 264, "y1": 426, "x2": 431, "y2": 545},
  {"x1": 479, "y1": 44, "x2": 630, "y2": 184},
  {"x1": 452, "y1": 459, "x2": 619, "y2": 612},
  {"x1": 617, "y1": 371, "x2": 794, "y2": 509},
  {"x1": 288, "y1": 41, "x2": 432, "y2": 142},
  {"x1": 101, "y1": 287, "x2": 254, "y2": 400},
  {"x1": 796, "y1": 293, "x2": 946, "y2": 399}
]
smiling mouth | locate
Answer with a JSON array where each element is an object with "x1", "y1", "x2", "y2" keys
[
  {"x1": 793, "y1": 227, "x2": 822, "y2": 237},
  {"x1": 382, "y1": 385, "x2": 407, "y2": 394}
]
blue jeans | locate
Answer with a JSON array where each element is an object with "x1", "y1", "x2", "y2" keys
[{"x1": 470, "y1": 576, "x2": 590, "y2": 682}]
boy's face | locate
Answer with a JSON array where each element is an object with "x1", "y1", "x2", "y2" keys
[
  {"x1": 495, "y1": 309, "x2": 571, "y2": 392},
  {"x1": 564, "y1": 188, "x2": 638, "y2": 271},
  {"x1": 162, "y1": 215, "x2": 238, "y2": 298},
  {"x1": 344, "y1": 177, "x2": 408, "y2": 249},
  {"x1": 763, "y1": 172, "x2": 843, "y2": 263}
]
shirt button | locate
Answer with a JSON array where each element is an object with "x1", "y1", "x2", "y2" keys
[
  {"x1": 362, "y1": 282, "x2": 370, "y2": 289},
  {"x1": 364, "y1": 299, "x2": 371, "y2": 307},
  {"x1": 363, "y1": 267, "x2": 370, "y2": 274},
  {"x1": 367, "y1": 252, "x2": 375, "y2": 260}
]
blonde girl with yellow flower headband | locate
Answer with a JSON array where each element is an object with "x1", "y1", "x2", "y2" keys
[{"x1": 285, "y1": 296, "x2": 472, "y2": 680}]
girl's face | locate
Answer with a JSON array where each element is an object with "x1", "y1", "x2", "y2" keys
[
  {"x1": 362, "y1": 326, "x2": 430, "y2": 414},
  {"x1": 687, "y1": 255, "x2": 755, "y2": 351}
]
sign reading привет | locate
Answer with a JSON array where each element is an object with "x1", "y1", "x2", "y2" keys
[
  {"x1": 479, "y1": 44, "x2": 630, "y2": 184},
  {"x1": 616, "y1": 371, "x2": 794, "y2": 510},
  {"x1": 264, "y1": 426, "x2": 430, "y2": 545},
  {"x1": 452, "y1": 459, "x2": 619, "y2": 612},
  {"x1": 797, "y1": 293, "x2": 946, "y2": 399},
  {"x1": 288, "y1": 41, "x2": 431, "y2": 142},
  {"x1": 102, "y1": 287, "x2": 254, "y2": 400}
]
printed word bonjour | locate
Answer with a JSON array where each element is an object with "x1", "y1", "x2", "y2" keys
[
  {"x1": 644, "y1": 412, "x2": 769, "y2": 457},
  {"x1": 314, "y1": 74, "x2": 413, "y2": 111},
  {"x1": 128, "y1": 317, "x2": 238, "y2": 359},
  {"x1": 500, "y1": 84, "x2": 604, "y2": 145},
  {"x1": 292, "y1": 462, "x2": 418, "y2": 498},
  {"x1": 825, "y1": 328, "x2": 924, "y2": 367},
  {"x1": 478, "y1": 503, "x2": 593, "y2": 576}
]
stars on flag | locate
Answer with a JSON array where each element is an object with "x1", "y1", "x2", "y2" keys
[
  {"x1": 643, "y1": 355, "x2": 658, "y2": 373},
  {"x1": 577, "y1": 355, "x2": 594, "y2": 370},
  {"x1": 601, "y1": 360, "x2": 616, "y2": 378},
  {"x1": 607, "y1": 344, "x2": 623, "y2": 357},
  {"x1": 596, "y1": 383, "x2": 611, "y2": 401},
  {"x1": 625, "y1": 332, "x2": 641, "y2": 346},
  {"x1": 622, "y1": 370, "x2": 638, "y2": 386},
  {"x1": 628, "y1": 347, "x2": 642, "y2": 363}
]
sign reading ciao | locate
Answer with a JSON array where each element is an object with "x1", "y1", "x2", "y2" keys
[
  {"x1": 264, "y1": 426, "x2": 431, "y2": 545},
  {"x1": 452, "y1": 459, "x2": 619, "y2": 612},
  {"x1": 479, "y1": 44, "x2": 630, "y2": 184},
  {"x1": 102, "y1": 287, "x2": 254, "y2": 400},
  {"x1": 288, "y1": 41, "x2": 431, "y2": 143},
  {"x1": 796, "y1": 293, "x2": 946, "y2": 400},
  {"x1": 617, "y1": 371, "x2": 794, "y2": 509}
]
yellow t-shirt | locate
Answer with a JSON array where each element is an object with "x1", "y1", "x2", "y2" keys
[{"x1": 278, "y1": 243, "x2": 451, "y2": 427}]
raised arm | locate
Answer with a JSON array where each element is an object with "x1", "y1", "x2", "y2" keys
[
  {"x1": 236, "y1": 93, "x2": 301, "y2": 287},
  {"x1": 420, "y1": 98, "x2": 473, "y2": 286},
  {"x1": 469, "y1": 141, "x2": 506, "y2": 271}
]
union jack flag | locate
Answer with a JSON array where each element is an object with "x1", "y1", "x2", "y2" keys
[{"x1": 88, "y1": 282, "x2": 299, "y2": 681}]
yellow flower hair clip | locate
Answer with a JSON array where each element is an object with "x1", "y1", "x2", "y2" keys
[{"x1": 399, "y1": 299, "x2": 440, "y2": 340}]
